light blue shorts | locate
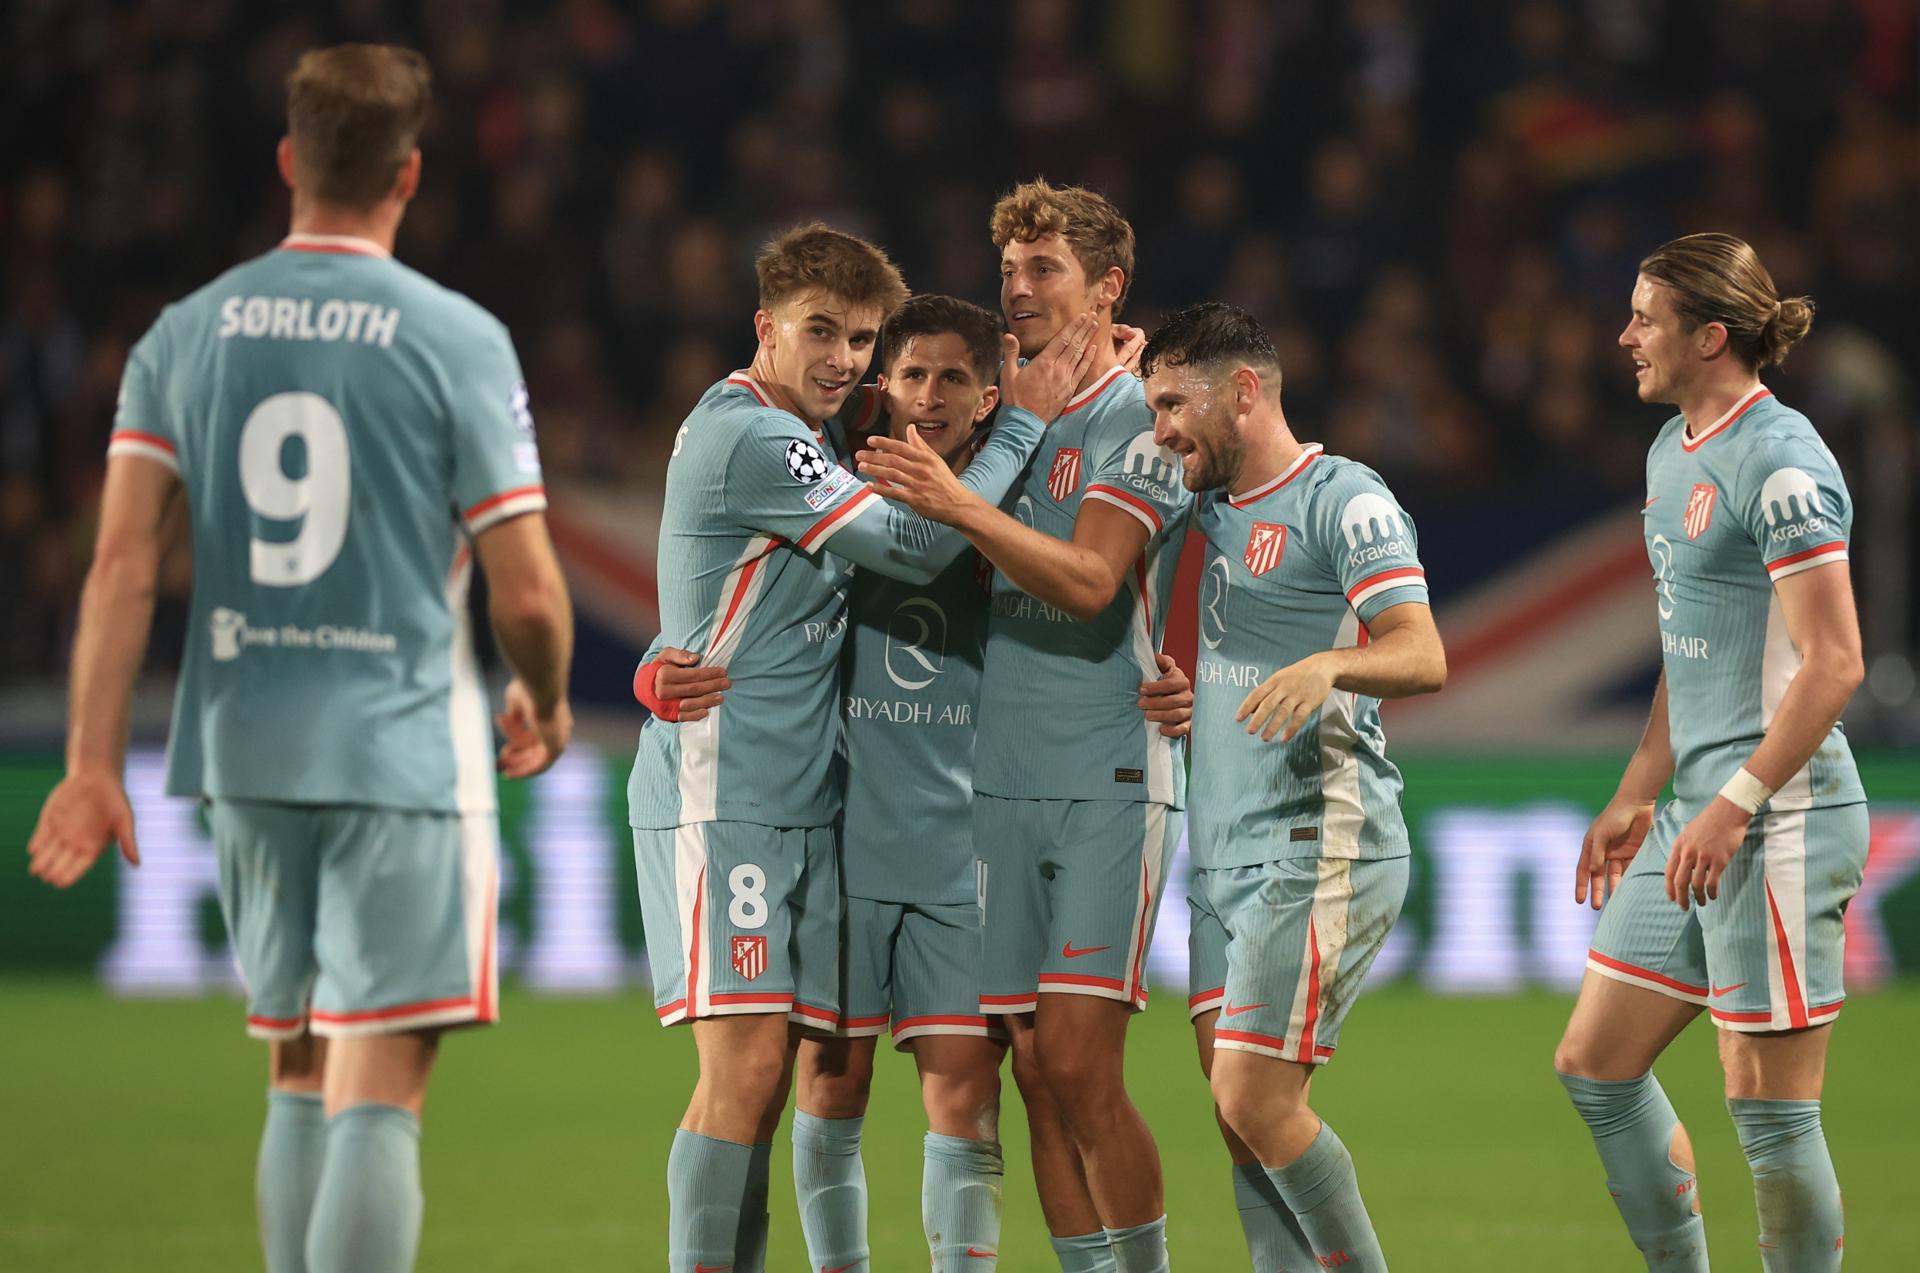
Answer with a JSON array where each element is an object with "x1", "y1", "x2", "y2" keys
[{"x1": 832, "y1": 897, "x2": 1005, "y2": 1049}]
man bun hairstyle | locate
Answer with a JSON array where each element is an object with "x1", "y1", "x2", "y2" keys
[
  {"x1": 880, "y1": 294, "x2": 1003, "y2": 380},
  {"x1": 756, "y1": 222, "x2": 909, "y2": 315},
  {"x1": 285, "y1": 44, "x2": 432, "y2": 209},
  {"x1": 1140, "y1": 301, "x2": 1282, "y2": 393},
  {"x1": 990, "y1": 179, "x2": 1137, "y2": 316},
  {"x1": 1639, "y1": 232, "x2": 1815, "y2": 370}
]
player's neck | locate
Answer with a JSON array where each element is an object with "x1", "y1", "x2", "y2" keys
[
  {"x1": 1228, "y1": 407, "x2": 1302, "y2": 495},
  {"x1": 1678, "y1": 370, "x2": 1765, "y2": 439},
  {"x1": 745, "y1": 349, "x2": 823, "y2": 426},
  {"x1": 288, "y1": 200, "x2": 401, "y2": 255},
  {"x1": 1073, "y1": 315, "x2": 1121, "y2": 395}
]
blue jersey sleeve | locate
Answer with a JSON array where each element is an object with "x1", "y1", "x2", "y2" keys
[
  {"x1": 448, "y1": 317, "x2": 547, "y2": 535},
  {"x1": 1315, "y1": 467, "x2": 1429, "y2": 624},
  {"x1": 1082, "y1": 415, "x2": 1191, "y2": 539},
  {"x1": 106, "y1": 317, "x2": 183, "y2": 477},
  {"x1": 1737, "y1": 433, "x2": 1851, "y2": 584}
]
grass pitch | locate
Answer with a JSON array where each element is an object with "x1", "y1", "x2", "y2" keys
[{"x1": 1, "y1": 978, "x2": 1914, "y2": 1270}]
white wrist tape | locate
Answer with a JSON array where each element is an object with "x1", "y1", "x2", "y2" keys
[{"x1": 1719, "y1": 767, "x2": 1773, "y2": 815}]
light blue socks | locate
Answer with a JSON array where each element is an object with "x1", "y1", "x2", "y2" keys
[
  {"x1": 1104, "y1": 1215, "x2": 1170, "y2": 1272},
  {"x1": 793, "y1": 1112, "x2": 869, "y2": 1271},
  {"x1": 1265, "y1": 1122, "x2": 1387, "y2": 1271},
  {"x1": 304, "y1": 1103, "x2": 422, "y2": 1273},
  {"x1": 923, "y1": 1132, "x2": 1004, "y2": 1269},
  {"x1": 1729, "y1": 1098, "x2": 1844, "y2": 1272},
  {"x1": 1050, "y1": 1229, "x2": 1117, "y2": 1272},
  {"x1": 257, "y1": 1089, "x2": 327, "y2": 1273},
  {"x1": 666, "y1": 1129, "x2": 750, "y2": 1272},
  {"x1": 1559, "y1": 1072, "x2": 1708, "y2": 1270},
  {"x1": 1233, "y1": 1159, "x2": 1316, "y2": 1270},
  {"x1": 734, "y1": 1140, "x2": 772, "y2": 1273}
]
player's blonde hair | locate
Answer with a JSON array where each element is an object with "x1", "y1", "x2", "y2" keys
[
  {"x1": 990, "y1": 179, "x2": 1136, "y2": 315},
  {"x1": 756, "y1": 223, "x2": 909, "y2": 315},
  {"x1": 1639, "y1": 233, "x2": 1814, "y2": 370},
  {"x1": 285, "y1": 44, "x2": 431, "y2": 209}
]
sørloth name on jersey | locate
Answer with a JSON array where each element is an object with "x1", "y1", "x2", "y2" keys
[{"x1": 217, "y1": 295, "x2": 401, "y2": 347}]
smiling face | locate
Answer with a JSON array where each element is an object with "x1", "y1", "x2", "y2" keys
[
  {"x1": 999, "y1": 233, "x2": 1107, "y2": 358},
  {"x1": 877, "y1": 331, "x2": 998, "y2": 471},
  {"x1": 1619, "y1": 273, "x2": 1698, "y2": 406},
  {"x1": 1146, "y1": 361, "x2": 1245, "y2": 492},
  {"x1": 756, "y1": 289, "x2": 883, "y2": 422}
]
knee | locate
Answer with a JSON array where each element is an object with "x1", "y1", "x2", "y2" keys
[
  {"x1": 923, "y1": 1071, "x2": 1001, "y2": 1138},
  {"x1": 1036, "y1": 1045, "x2": 1113, "y2": 1121},
  {"x1": 1209, "y1": 1062, "x2": 1303, "y2": 1138},
  {"x1": 799, "y1": 1068, "x2": 871, "y2": 1120}
]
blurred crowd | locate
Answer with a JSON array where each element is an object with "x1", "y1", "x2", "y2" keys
[{"x1": 3, "y1": 0, "x2": 1916, "y2": 681}]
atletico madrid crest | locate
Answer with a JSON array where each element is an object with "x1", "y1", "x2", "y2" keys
[
  {"x1": 1684, "y1": 483, "x2": 1717, "y2": 539},
  {"x1": 731, "y1": 935, "x2": 768, "y2": 982},
  {"x1": 1047, "y1": 448, "x2": 1083, "y2": 502},
  {"x1": 1245, "y1": 522, "x2": 1288, "y2": 576}
]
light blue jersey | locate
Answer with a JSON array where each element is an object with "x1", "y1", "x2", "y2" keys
[
  {"x1": 971, "y1": 367, "x2": 1193, "y2": 806},
  {"x1": 627, "y1": 373, "x2": 1043, "y2": 831},
  {"x1": 1641, "y1": 387, "x2": 1864, "y2": 816},
  {"x1": 108, "y1": 234, "x2": 546, "y2": 814},
  {"x1": 1188, "y1": 446, "x2": 1429, "y2": 868}
]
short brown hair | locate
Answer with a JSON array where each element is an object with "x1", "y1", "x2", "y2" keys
[
  {"x1": 881, "y1": 294, "x2": 1003, "y2": 380},
  {"x1": 1639, "y1": 233, "x2": 1815, "y2": 370},
  {"x1": 756, "y1": 223, "x2": 909, "y2": 315},
  {"x1": 285, "y1": 44, "x2": 431, "y2": 209},
  {"x1": 990, "y1": 179, "x2": 1137, "y2": 315}
]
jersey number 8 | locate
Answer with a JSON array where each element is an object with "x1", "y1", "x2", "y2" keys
[{"x1": 239, "y1": 391, "x2": 352, "y2": 587}]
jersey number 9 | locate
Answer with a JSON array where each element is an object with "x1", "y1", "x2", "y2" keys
[{"x1": 239, "y1": 391, "x2": 352, "y2": 586}]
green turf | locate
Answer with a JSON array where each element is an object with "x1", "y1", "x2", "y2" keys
[{"x1": 1, "y1": 979, "x2": 1914, "y2": 1270}]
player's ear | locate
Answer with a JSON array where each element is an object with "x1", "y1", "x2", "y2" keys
[
  {"x1": 753, "y1": 308, "x2": 775, "y2": 348},
  {"x1": 975, "y1": 383, "x2": 1000, "y2": 420},
  {"x1": 1094, "y1": 267, "x2": 1124, "y2": 312},
  {"x1": 276, "y1": 137, "x2": 298, "y2": 192},
  {"x1": 392, "y1": 149, "x2": 422, "y2": 204},
  {"x1": 1697, "y1": 321, "x2": 1730, "y2": 360},
  {"x1": 1233, "y1": 366, "x2": 1260, "y2": 414}
]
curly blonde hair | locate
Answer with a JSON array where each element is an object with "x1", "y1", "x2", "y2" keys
[{"x1": 990, "y1": 179, "x2": 1136, "y2": 315}]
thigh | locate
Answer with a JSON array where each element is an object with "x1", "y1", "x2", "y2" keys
[
  {"x1": 210, "y1": 800, "x2": 321, "y2": 1040},
  {"x1": 1702, "y1": 802, "x2": 1868, "y2": 1035},
  {"x1": 1586, "y1": 805, "x2": 1710, "y2": 1006},
  {"x1": 1208, "y1": 856, "x2": 1408, "y2": 1066},
  {"x1": 893, "y1": 901, "x2": 1003, "y2": 1049},
  {"x1": 310, "y1": 807, "x2": 498, "y2": 1037},
  {"x1": 975, "y1": 794, "x2": 1049, "y2": 1016},
  {"x1": 1036, "y1": 800, "x2": 1178, "y2": 1010}
]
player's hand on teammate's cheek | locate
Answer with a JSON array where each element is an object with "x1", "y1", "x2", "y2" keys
[
  {"x1": 1112, "y1": 323, "x2": 1147, "y2": 375},
  {"x1": 1001, "y1": 312, "x2": 1098, "y2": 420},
  {"x1": 1138, "y1": 652, "x2": 1193, "y2": 737},
  {"x1": 1664, "y1": 798, "x2": 1747, "y2": 910},
  {"x1": 1238, "y1": 653, "x2": 1336, "y2": 743}
]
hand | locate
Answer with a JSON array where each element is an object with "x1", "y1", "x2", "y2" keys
[
  {"x1": 496, "y1": 677, "x2": 572, "y2": 778},
  {"x1": 1139, "y1": 652, "x2": 1193, "y2": 738},
  {"x1": 1001, "y1": 312, "x2": 1101, "y2": 420},
  {"x1": 26, "y1": 768, "x2": 139, "y2": 889},
  {"x1": 655, "y1": 647, "x2": 729, "y2": 722},
  {"x1": 1664, "y1": 796, "x2": 1749, "y2": 910},
  {"x1": 1237, "y1": 653, "x2": 1337, "y2": 742},
  {"x1": 1112, "y1": 323, "x2": 1147, "y2": 375},
  {"x1": 858, "y1": 426, "x2": 982, "y2": 526},
  {"x1": 1575, "y1": 795, "x2": 1655, "y2": 909}
]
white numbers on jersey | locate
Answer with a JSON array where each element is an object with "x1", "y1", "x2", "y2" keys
[
  {"x1": 727, "y1": 863, "x2": 769, "y2": 929},
  {"x1": 238, "y1": 392, "x2": 352, "y2": 586}
]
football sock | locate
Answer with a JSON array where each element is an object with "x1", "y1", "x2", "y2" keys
[
  {"x1": 1728, "y1": 1098, "x2": 1844, "y2": 1272},
  {"x1": 304, "y1": 1103, "x2": 422, "y2": 1273},
  {"x1": 1558, "y1": 1072, "x2": 1708, "y2": 1271},
  {"x1": 1049, "y1": 1230, "x2": 1118, "y2": 1272},
  {"x1": 257, "y1": 1089, "x2": 326, "y2": 1273},
  {"x1": 1233, "y1": 1158, "x2": 1316, "y2": 1271},
  {"x1": 666, "y1": 1129, "x2": 750, "y2": 1272},
  {"x1": 923, "y1": 1132, "x2": 1004, "y2": 1270},
  {"x1": 792, "y1": 1112, "x2": 869, "y2": 1271},
  {"x1": 733, "y1": 1141, "x2": 773, "y2": 1273},
  {"x1": 1266, "y1": 1121, "x2": 1387, "y2": 1272},
  {"x1": 1103, "y1": 1215, "x2": 1170, "y2": 1273}
]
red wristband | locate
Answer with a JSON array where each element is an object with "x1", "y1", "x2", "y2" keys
[{"x1": 632, "y1": 659, "x2": 680, "y2": 722}]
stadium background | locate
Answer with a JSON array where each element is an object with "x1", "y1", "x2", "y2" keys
[{"x1": 3, "y1": 1, "x2": 1917, "y2": 1268}]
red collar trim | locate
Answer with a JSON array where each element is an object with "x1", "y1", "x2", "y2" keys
[
  {"x1": 278, "y1": 234, "x2": 390, "y2": 258},
  {"x1": 1681, "y1": 386, "x2": 1771, "y2": 452},
  {"x1": 1062, "y1": 365, "x2": 1129, "y2": 415},
  {"x1": 1229, "y1": 445, "x2": 1323, "y2": 508}
]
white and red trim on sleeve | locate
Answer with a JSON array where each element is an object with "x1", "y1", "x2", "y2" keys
[
  {"x1": 1083, "y1": 483, "x2": 1164, "y2": 533},
  {"x1": 1765, "y1": 540, "x2": 1847, "y2": 581},
  {"x1": 463, "y1": 484, "x2": 547, "y2": 534},
  {"x1": 107, "y1": 429, "x2": 181, "y2": 475},
  {"x1": 1680, "y1": 386, "x2": 1771, "y2": 452},
  {"x1": 279, "y1": 233, "x2": 391, "y2": 258},
  {"x1": 1346, "y1": 566, "x2": 1426, "y2": 610},
  {"x1": 795, "y1": 485, "x2": 880, "y2": 553},
  {"x1": 1229, "y1": 444, "x2": 1322, "y2": 508}
]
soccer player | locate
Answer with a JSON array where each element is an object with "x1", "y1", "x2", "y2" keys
[
  {"x1": 641, "y1": 293, "x2": 1193, "y2": 1271},
  {"x1": 627, "y1": 228, "x2": 1103, "y2": 1273},
  {"x1": 24, "y1": 45, "x2": 574, "y2": 1273},
  {"x1": 860, "y1": 180, "x2": 1190, "y2": 1273},
  {"x1": 1555, "y1": 233, "x2": 1865, "y2": 1272}
]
